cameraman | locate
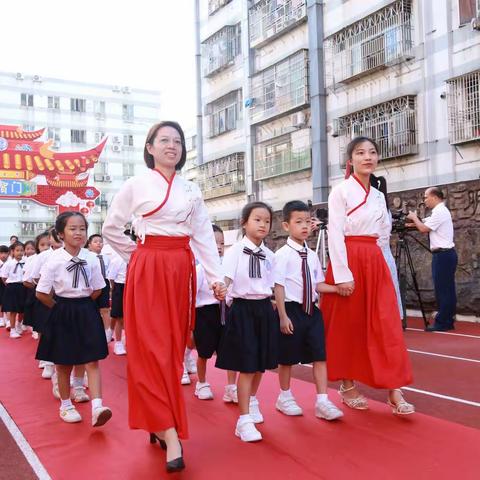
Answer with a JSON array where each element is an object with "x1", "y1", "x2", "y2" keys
[{"x1": 406, "y1": 187, "x2": 457, "y2": 331}]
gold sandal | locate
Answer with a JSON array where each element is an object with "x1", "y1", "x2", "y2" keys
[
  {"x1": 338, "y1": 384, "x2": 369, "y2": 410},
  {"x1": 387, "y1": 389, "x2": 415, "y2": 415}
]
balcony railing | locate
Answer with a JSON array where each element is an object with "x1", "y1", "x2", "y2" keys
[
  {"x1": 335, "y1": 96, "x2": 417, "y2": 163},
  {"x1": 206, "y1": 90, "x2": 242, "y2": 138},
  {"x1": 249, "y1": 49, "x2": 309, "y2": 125},
  {"x1": 447, "y1": 70, "x2": 480, "y2": 144},
  {"x1": 202, "y1": 24, "x2": 241, "y2": 77},
  {"x1": 249, "y1": 0, "x2": 307, "y2": 49},
  {"x1": 324, "y1": 0, "x2": 413, "y2": 86},
  {"x1": 208, "y1": 0, "x2": 232, "y2": 16},
  {"x1": 254, "y1": 136, "x2": 311, "y2": 180},
  {"x1": 196, "y1": 153, "x2": 245, "y2": 200}
]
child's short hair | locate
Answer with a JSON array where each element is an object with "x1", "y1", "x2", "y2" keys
[
  {"x1": 240, "y1": 201, "x2": 273, "y2": 232},
  {"x1": 0, "y1": 245, "x2": 9, "y2": 254},
  {"x1": 55, "y1": 211, "x2": 88, "y2": 234},
  {"x1": 282, "y1": 200, "x2": 309, "y2": 223},
  {"x1": 11, "y1": 241, "x2": 25, "y2": 251},
  {"x1": 212, "y1": 224, "x2": 223, "y2": 234},
  {"x1": 34, "y1": 231, "x2": 50, "y2": 254},
  {"x1": 87, "y1": 233, "x2": 102, "y2": 246},
  {"x1": 10, "y1": 235, "x2": 18, "y2": 242}
]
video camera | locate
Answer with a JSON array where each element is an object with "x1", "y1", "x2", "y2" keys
[{"x1": 315, "y1": 208, "x2": 328, "y2": 229}]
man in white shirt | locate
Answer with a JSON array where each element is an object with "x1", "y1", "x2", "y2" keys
[{"x1": 407, "y1": 187, "x2": 457, "y2": 331}]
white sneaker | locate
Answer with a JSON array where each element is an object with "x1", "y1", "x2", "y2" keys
[
  {"x1": 16, "y1": 323, "x2": 24, "y2": 335},
  {"x1": 21, "y1": 323, "x2": 28, "y2": 332},
  {"x1": 181, "y1": 365, "x2": 191, "y2": 385},
  {"x1": 6, "y1": 320, "x2": 11, "y2": 330},
  {"x1": 223, "y1": 385, "x2": 238, "y2": 404},
  {"x1": 38, "y1": 360, "x2": 46, "y2": 369},
  {"x1": 73, "y1": 386, "x2": 90, "y2": 403},
  {"x1": 92, "y1": 406, "x2": 112, "y2": 427},
  {"x1": 9, "y1": 330, "x2": 21, "y2": 339},
  {"x1": 32, "y1": 331, "x2": 39, "y2": 340},
  {"x1": 235, "y1": 416, "x2": 262, "y2": 442},
  {"x1": 276, "y1": 393, "x2": 303, "y2": 416},
  {"x1": 60, "y1": 407, "x2": 82, "y2": 423},
  {"x1": 113, "y1": 341, "x2": 127, "y2": 355},
  {"x1": 105, "y1": 328, "x2": 113, "y2": 343},
  {"x1": 195, "y1": 382, "x2": 214, "y2": 400},
  {"x1": 42, "y1": 364, "x2": 55, "y2": 379},
  {"x1": 315, "y1": 399, "x2": 344, "y2": 421},
  {"x1": 249, "y1": 397, "x2": 264, "y2": 424},
  {"x1": 0, "y1": 317, "x2": 5, "y2": 327},
  {"x1": 184, "y1": 353, "x2": 197, "y2": 374}
]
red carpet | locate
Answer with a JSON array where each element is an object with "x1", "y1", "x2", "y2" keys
[{"x1": 1, "y1": 332, "x2": 480, "y2": 479}]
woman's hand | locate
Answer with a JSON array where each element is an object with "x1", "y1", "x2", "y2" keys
[
  {"x1": 212, "y1": 282, "x2": 227, "y2": 301},
  {"x1": 337, "y1": 281, "x2": 355, "y2": 297}
]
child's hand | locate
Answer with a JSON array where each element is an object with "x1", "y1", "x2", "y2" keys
[
  {"x1": 212, "y1": 282, "x2": 227, "y2": 301},
  {"x1": 280, "y1": 315, "x2": 294, "y2": 335}
]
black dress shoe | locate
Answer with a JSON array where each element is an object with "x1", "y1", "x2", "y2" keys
[
  {"x1": 149, "y1": 433, "x2": 167, "y2": 450},
  {"x1": 426, "y1": 325, "x2": 454, "y2": 332},
  {"x1": 166, "y1": 441, "x2": 185, "y2": 473}
]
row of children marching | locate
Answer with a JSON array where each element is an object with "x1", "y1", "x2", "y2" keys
[
  {"x1": 0, "y1": 213, "x2": 129, "y2": 427},
  {"x1": 182, "y1": 199, "x2": 348, "y2": 443}
]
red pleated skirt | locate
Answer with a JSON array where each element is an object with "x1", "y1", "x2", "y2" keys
[
  {"x1": 321, "y1": 236, "x2": 413, "y2": 389},
  {"x1": 124, "y1": 235, "x2": 196, "y2": 439}
]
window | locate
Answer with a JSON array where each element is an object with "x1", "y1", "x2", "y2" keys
[
  {"x1": 123, "y1": 134, "x2": 134, "y2": 146},
  {"x1": 335, "y1": 96, "x2": 417, "y2": 161},
  {"x1": 48, "y1": 96, "x2": 60, "y2": 109},
  {"x1": 207, "y1": 90, "x2": 242, "y2": 137},
  {"x1": 208, "y1": 0, "x2": 232, "y2": 16},
  {"x1": 20, "y1": 93, "x2": 34, "y2": 107},
  {"x1": 95, "y1": 131, "x2": 106, "y2": 143},
  {"x1": 122, "y1": 104, "x2": 134, "y2": 122},
  {"x1": 123, "y1": 163, "x2": 135, "y2": 177},
  {"x1": 201, "y1": 24, "x2": 241, "y2": 77},
  {"x1": 47, "y1": 128, "x2": 61, "y2": 148},
  {"x1": 447, "y1": 70, "x2": 480, "y2": 144},
  {"x1": 186, "y1": 135, "x2": 197, "y2": 151},
  {"x1": 459, "y1": 0, "x2": 476, "y2": 24},
  {"x1": 70, "y1": 98, "x2": 86, "y2": 113},
  {"x1": 22, "y1": 124, "x2": 35, "y2": 132},
  {"x1": 94, "y1": 101, "x2": 106, "y2": 118},
  {"x1": 71, "y1": 129, "x2": 86, "y2": 144}
]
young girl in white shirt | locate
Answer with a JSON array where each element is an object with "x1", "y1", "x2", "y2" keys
[
  {"x1": 35, "y1": 212, "x2": 111, "y2": 426},
  {"x1": 215, "y1": 202, "x2": 278, "y2": 443},
  {"x1": 0, "y1": 245, "x2": 11, "y2": 328},
  {"x1": 2, "y1": 241, "x2": 27, "y2": 339}
]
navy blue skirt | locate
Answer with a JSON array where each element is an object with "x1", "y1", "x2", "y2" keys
[
  {"x1": 110, "y1": 282, "x2": 124, "y2": 319},
  {"x1": 215, "y1": 298, "x2": 278, "y2": 373},
  {"x1": 23, "y1": 287, "x2": 37, "y2": 327},
  {"x1": 36, "y1": 296, "x2": 108, "y2": 365},
  {"x1": 2, "y1": 283, "x2": 27, "y2": 313}
]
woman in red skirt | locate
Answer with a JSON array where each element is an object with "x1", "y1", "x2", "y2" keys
[
  {"x1": 103, "y1": 121, "x2": 226, "y2": 473},
  {"x1": 321, "y1": 136, "x2": 414, "y2": 415}
]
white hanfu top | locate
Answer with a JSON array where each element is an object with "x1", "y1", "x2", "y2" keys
[
  {"x1": 328, "y1": 175, "x2": 391, "y2": 284},
  {"x1": 102, "y1": 169, "x2": 223, "y2": 285}
]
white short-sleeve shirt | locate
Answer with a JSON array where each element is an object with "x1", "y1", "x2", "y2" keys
[
  {"x1": 274, "y1": 238, "x2": 324, "y2": 304},
  {"x1": 36, "y1": 248, "x2": 106, "y2": 298},
  {"x1": 22, "y1": 254, "x2": 38, "y2": 283},
  {"x1": 106, "y1": 253, "x2": 127, "y2": 284},
  {"x1": 2, "y1": 259, "x2": 25, "y2": 283},
  {"x1": 423, "y1": 203, "x2": 455, "y2": 250},
  {"x1": 196, "y1": 262, "x2": 221, "y2": 307},
  {"x1": 223, "y1": 236, "x2": 274, "y2": 302}
]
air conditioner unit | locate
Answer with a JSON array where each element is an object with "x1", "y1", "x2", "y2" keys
[
  {"x1": 112, "y1": 136, "x2": 121, "y2": 144},
  {"x1": 95, "y1": 113, "x2": 105, "y2": 120},
  {"x1": 104, "y1": 175, "x2": 112, "y2": 182},
  {"x1": 16, "y1": 72, "x2": 24, "y2": 80},
  {"x1": 33, "y1": 75, "x2": 42, "y2": 83},
  {"x1": 20, "y1": 204, "x2": 30, "y2": 212},
  {"x1": 292, "y1": 111, "x2": 306, "y2": 128},
  {"x1": 112, "y1": 144, "x2": 122, "y2": 152},
  {"x1": 92, "y1": 206, "x2": 101, "y2": 213},
  {"x1": 94, "y1": 173, "x2": 104, "y2": 182},
  {"x1": 48, "y1": 207, "x2": 57, "y2": 212},
  {"x1": 122, "y1": 86, "x2": 131, "y2": 94},
  {"x1": 37, "y1": 223, "x2": 46, "y2": 230}
]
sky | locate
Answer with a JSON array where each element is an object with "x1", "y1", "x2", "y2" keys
[{"x1": 0, "y1": 0, "x2": 197, "y2": 129}]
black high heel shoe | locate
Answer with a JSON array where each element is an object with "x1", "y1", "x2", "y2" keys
[
  {"x1": 149, "y1": 433, "x2": 167, "y2": 450},
  {"x1": 166, "y1": 441, "x2": 185, "y2": 473}
]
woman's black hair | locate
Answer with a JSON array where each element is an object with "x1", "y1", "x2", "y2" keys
[
  {"x1": 240, "y1": 201, "x2": 274, "y2": 232},
  {"x1": 34, "y1": 231, "x2": 50, "y2": 254},
  {"x1": 144, "y1": 121, "x2": 187, "y2": 171},
  {"x1": 55, "y1": 211, "x2": 88, "y2": 235},
  {"x1": 346, "y1": 136, "x2": 380, "y2": 161},
  {"x1": 48, "y1": 226, "x2": 62, "y2": 245},
  {"x1": 212, "y1": 224, "x2": 223, "y2": 234},
  {"x1": 87, "y1": 233, "x2": 102, "y2": 246},
  {"x1": 370, "y1": 174, "x2": 388, "y2": 208}
]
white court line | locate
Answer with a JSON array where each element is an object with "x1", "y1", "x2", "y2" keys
[
  {"x1": 401, "y1": 387, "x2": 480, "y2": 408},
  {"x1": 0, "y1": 403, "x2": 51, "y2": 480},
  {"x1": 298, "y1": 364, "x2": 480, "y2": 408},
  {"x1": 406, "y1": 328, "x2": 480, "y2": 340},
  {"x1": 407, "y1": 349, "x2": 480, "y2": 364}
]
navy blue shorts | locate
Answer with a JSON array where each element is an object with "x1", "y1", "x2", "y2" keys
[{"x1": 193, "y1": 304, "x2": 223, "y2": 359}]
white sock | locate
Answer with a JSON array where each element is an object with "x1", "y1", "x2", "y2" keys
[
  {"x1": 280, "y1": 389, "x2": 292, "y2": 398},
  {"x1": 226, "y1": 383, "x2": 236, "y2": 389},
  {"x1": 249, "y1": 395, "x2": 257, "y2": 402},
  {"x1": 196, "y1": 381, "x2": 208, "y2": 387},
  {"x1": 60, "y1": 399, "x2": 73, "y2": 410},
  {"x1": 92, "y1": 398, "x2": 103, "y2": 411},
  {"x1": 239, "y1": 414, "x2": 251, "y2": 422},
  {"x1": 72, "y1": 376, "x2": 84, "y2": 389},
  {"x1": 316, "y1": 393, "x2": 328, "y2": 403},
  {"x1": 184, "y1": 348, "x2": 192, "y2": 359}
]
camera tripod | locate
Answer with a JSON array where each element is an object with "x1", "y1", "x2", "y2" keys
[
  {"x1": 394, "y1": 231, "x2": 430, "y2": 330},
  {"x1": 315, "y1": 223, "x2": 328, "y2": 272}
]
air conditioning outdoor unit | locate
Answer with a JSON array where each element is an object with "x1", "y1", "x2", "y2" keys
[
  {"x1": 104, "y1": 175, "x2": 112, "y2": 182},
  {"x1": 122, "y1": 86, "x2": 131, "y2": 94},
  {"x1": 112, "y1": 144, "x2": 122, "y2": 152},
  {"x1": 112, "y1": 136, "x2": 121, "y2": 144},
  {"x1": 33, "y1": 75, "x2": 42, "y2": 83},
  {"x1": 94, "y1": 174, "x2": 104, "y2": 182},
  {"x1": 16, "y1": 72, "x2": 24, "y2": 80},
  {"x1": 292, "y1": 111, "x2": 306, "y2": 128},
  {"x1": 20, "y1": 204, "x2": 30, "y2": 212},
  {"x1": 92, "y1": 206, "x2": 101, "y2": 213}
]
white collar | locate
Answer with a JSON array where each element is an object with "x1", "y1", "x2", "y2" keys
[
  {"x1": 432, "y1": 202, "x2": 445, "y2": 211},
  {"x1": 287, "y1": 237, "x2": 306, "y2": 252},
  {"x1": 241, "y1": 236, "x2": 264, "y2": 252}
]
